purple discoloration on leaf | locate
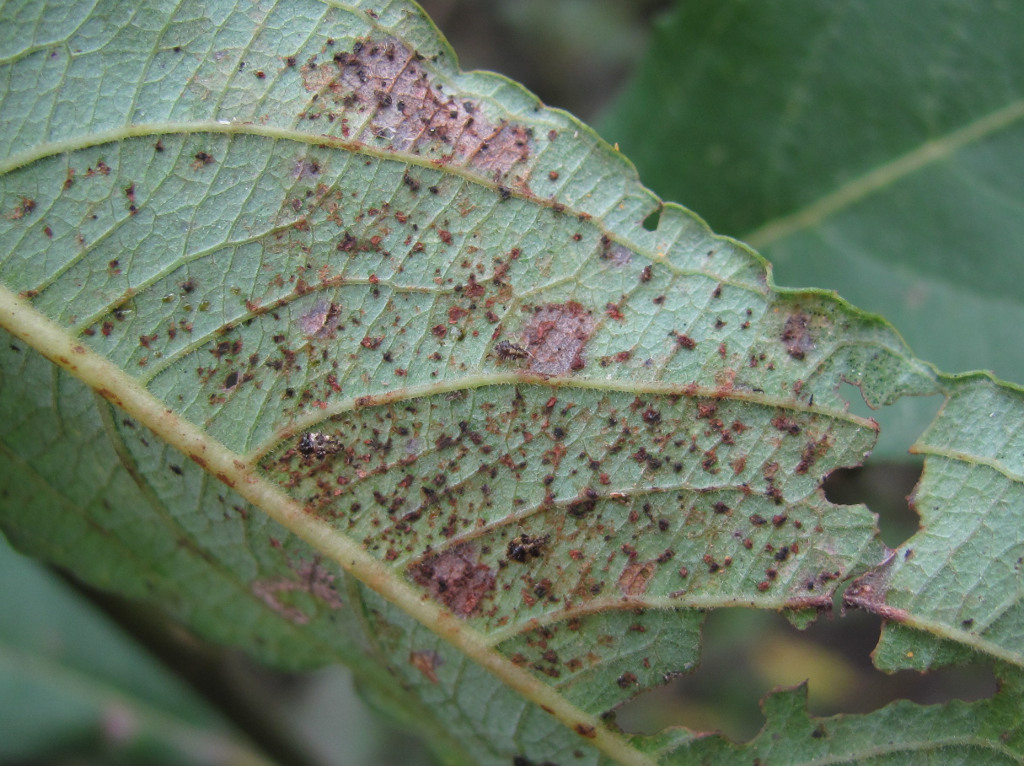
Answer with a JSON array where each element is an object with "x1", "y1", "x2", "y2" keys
[
  {"x1": 409, "y1": 544, "x2": 495, "y2": 617},
  {"x1": 524, "y1": 302, "x2": 595, "y2": 376},
  {"x1": 251, "y1": 557, "x2": 343, "y2": 625},
  {"x1": 296, "y1": 299, "x2": 341, "y2": 339},
  {"x1": 303, "y1": 37, "x2": 532, "y2": 182}
]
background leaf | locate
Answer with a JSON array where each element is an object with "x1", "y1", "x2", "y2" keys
[
  {"x1": 599, "y1": 0, "x2": 1024, "y2": 455},
  {"x1": 0, "y1": 533, "x2": 271, "y2": 766},
  {"x1": 655, "y1": 673, "x2": 1024, "y2": 764}
]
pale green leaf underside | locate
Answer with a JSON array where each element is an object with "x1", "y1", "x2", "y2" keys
[{"x1": 2, "y1": 1, "x2": 1024, "y2": 764}]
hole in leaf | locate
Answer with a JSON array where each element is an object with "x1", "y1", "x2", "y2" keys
[
  {"x1": 837, "y1": 381, "x2": 942, "y2": 459},
  {"x1": 613, "y1": 608, "x2": 996, "y2": 741},
  {"x1": 641, "y1": 205, "x2": 662, "y2": 232},
  {"x1": 821, "y1": 382, "x2": 942, "y2": 547},
  {"x1": 823, "y1": 461, "x2": 922, "y2": 548}
]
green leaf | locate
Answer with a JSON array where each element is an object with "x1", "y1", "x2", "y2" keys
[
  {"x1": 1, "y1": 1, "x2": 1022, "y2": 764},
  {"x1": 599, "y1": 0, "x2": 1024, "y2": 455},
  {"x1": 859, "y1": 374, "x2": 1024, "y2": 671},
  {"x1": 0, "y1": 532, "x2": 271, "y2": 765},
  {"x1": 648, "y1": 675, "x2": 1024, "y2": 764}
]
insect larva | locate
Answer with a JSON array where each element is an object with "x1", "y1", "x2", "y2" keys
[{"x1": 494, "y1": 340, "x2": 530, "y2": 361}]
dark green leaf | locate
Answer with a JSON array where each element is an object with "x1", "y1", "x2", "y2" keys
[
  {"x1": 600, "y1": 1, "x2": 1024, "y2": 454},
  {"x1": 0, "y1": 533, "x2": 270, "y2": 765}
]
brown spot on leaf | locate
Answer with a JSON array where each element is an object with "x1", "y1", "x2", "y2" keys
[
  {"x1": 781, "y1": 312, "x2": 814, "y2": 360},
  {"x1": 618, "y1": 560, "x2": 657, "y2": 596},
  {"x1": 600, "y1": 237, "x2": 633, "y2": 265},
  {"x1": 191, "y1": 151, "x2": 215, "y2": 170},
  {"x1": 617, "y1": 672, "x2": 639, "y2": 688},
  {"x1": 409, "y1": 650, "x2": 443, "y2": 683},
  {"x1": 524, "y1": 302, "x2": 595, "y2": 376},
  {"x1": 409, "y1": 545, "x2": 495, "y2": 617},
  {"x1": 795, "y1": 434, "x2": 833, "y2": 475},
  {"x1": 574, "y1": 723, "x2": 597, "y2": 738},
  {"x1": 674, "y1": 332, "x2": 696, "y2": 350},
  {"x1": 771, "y1": 414, "x2": 802, "y2": 435},
  {"x1": 307, "y1": 38, "x2": 532, "y2": 180},
  {"x1": 297, "y1": 299, "x2": 340, "y2": 338},
  {"x1": 291, "y1": 158, "x2": 322, "y2": 179},
  {"x1": 250, "y1": 558, "x2": 343, "y2": 625},
  {"x1": 8, "y1": 197, "x2": 36, "y2": 219},
  {"x1": 448, "y1": 306, "x2": 469, "y2": 323},
  {"x1": 567, "y1": 487, "x2": 599, "y2": 518}
]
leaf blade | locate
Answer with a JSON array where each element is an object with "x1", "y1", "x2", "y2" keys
[{"x1": 15, "y1": 1, "x2": 1021, "y2": 764}]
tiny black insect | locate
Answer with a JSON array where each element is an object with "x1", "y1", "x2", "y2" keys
[
  {"x1": 494, "y1": 340, "x2": 530, "y2": 361},
  {"x1": 298, "y1": 431, "x2": 340, "y2": 458},
  {"x1": 507, "y1": 534, "x2": 549, "y2": 563}
]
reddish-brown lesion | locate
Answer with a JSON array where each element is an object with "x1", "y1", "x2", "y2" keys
[
  {"x1": 408, "y1": 544, "x2": 495, "y2": 617},
  {"x1": 301, "y1": 37, "x2": 533, "y2": 181},
  {"x1": 781, "y1": 311, "x2": 814, "y2": 360},
  {"x1": 523, "y1": 301, "x2": 595, "y2": 376},
  {"x1": 795, "y1": 434, "x2": 834, "y2": 475},
  {"x1": 409, "y1": 649, "x2": 443, "y2": 683},
  {"x1": 617, "y1": 560, "x2": 657, "y2": 596},
  {"x1": 250, "y1": 558, "x2": 344, "y2": 625}
]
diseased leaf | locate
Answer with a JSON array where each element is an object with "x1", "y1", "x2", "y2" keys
[
  {"x1": 1, "y1": 1, "x2": 1022, "y2": 764},
  {"x1": 856, "y1": 375, "x2": 1024, "y2": 672},
  {"x1": 645, "y1": 674, "x2": 1024, "y2": 764}
]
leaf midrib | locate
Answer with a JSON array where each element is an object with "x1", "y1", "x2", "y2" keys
[{"x1": 0, "y1": 282, "x2": 658, "y2": 766}]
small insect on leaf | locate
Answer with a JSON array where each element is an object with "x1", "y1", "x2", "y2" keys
[
  {"x1": 506, "y1": 534, "x2": 549, "y2": 563},
  {"x1": 297, "y1": 432, "x2": 341, "y2": 458},
  {"x1": 494, "y1": 339, "x2": 530, "y2": 361}
]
